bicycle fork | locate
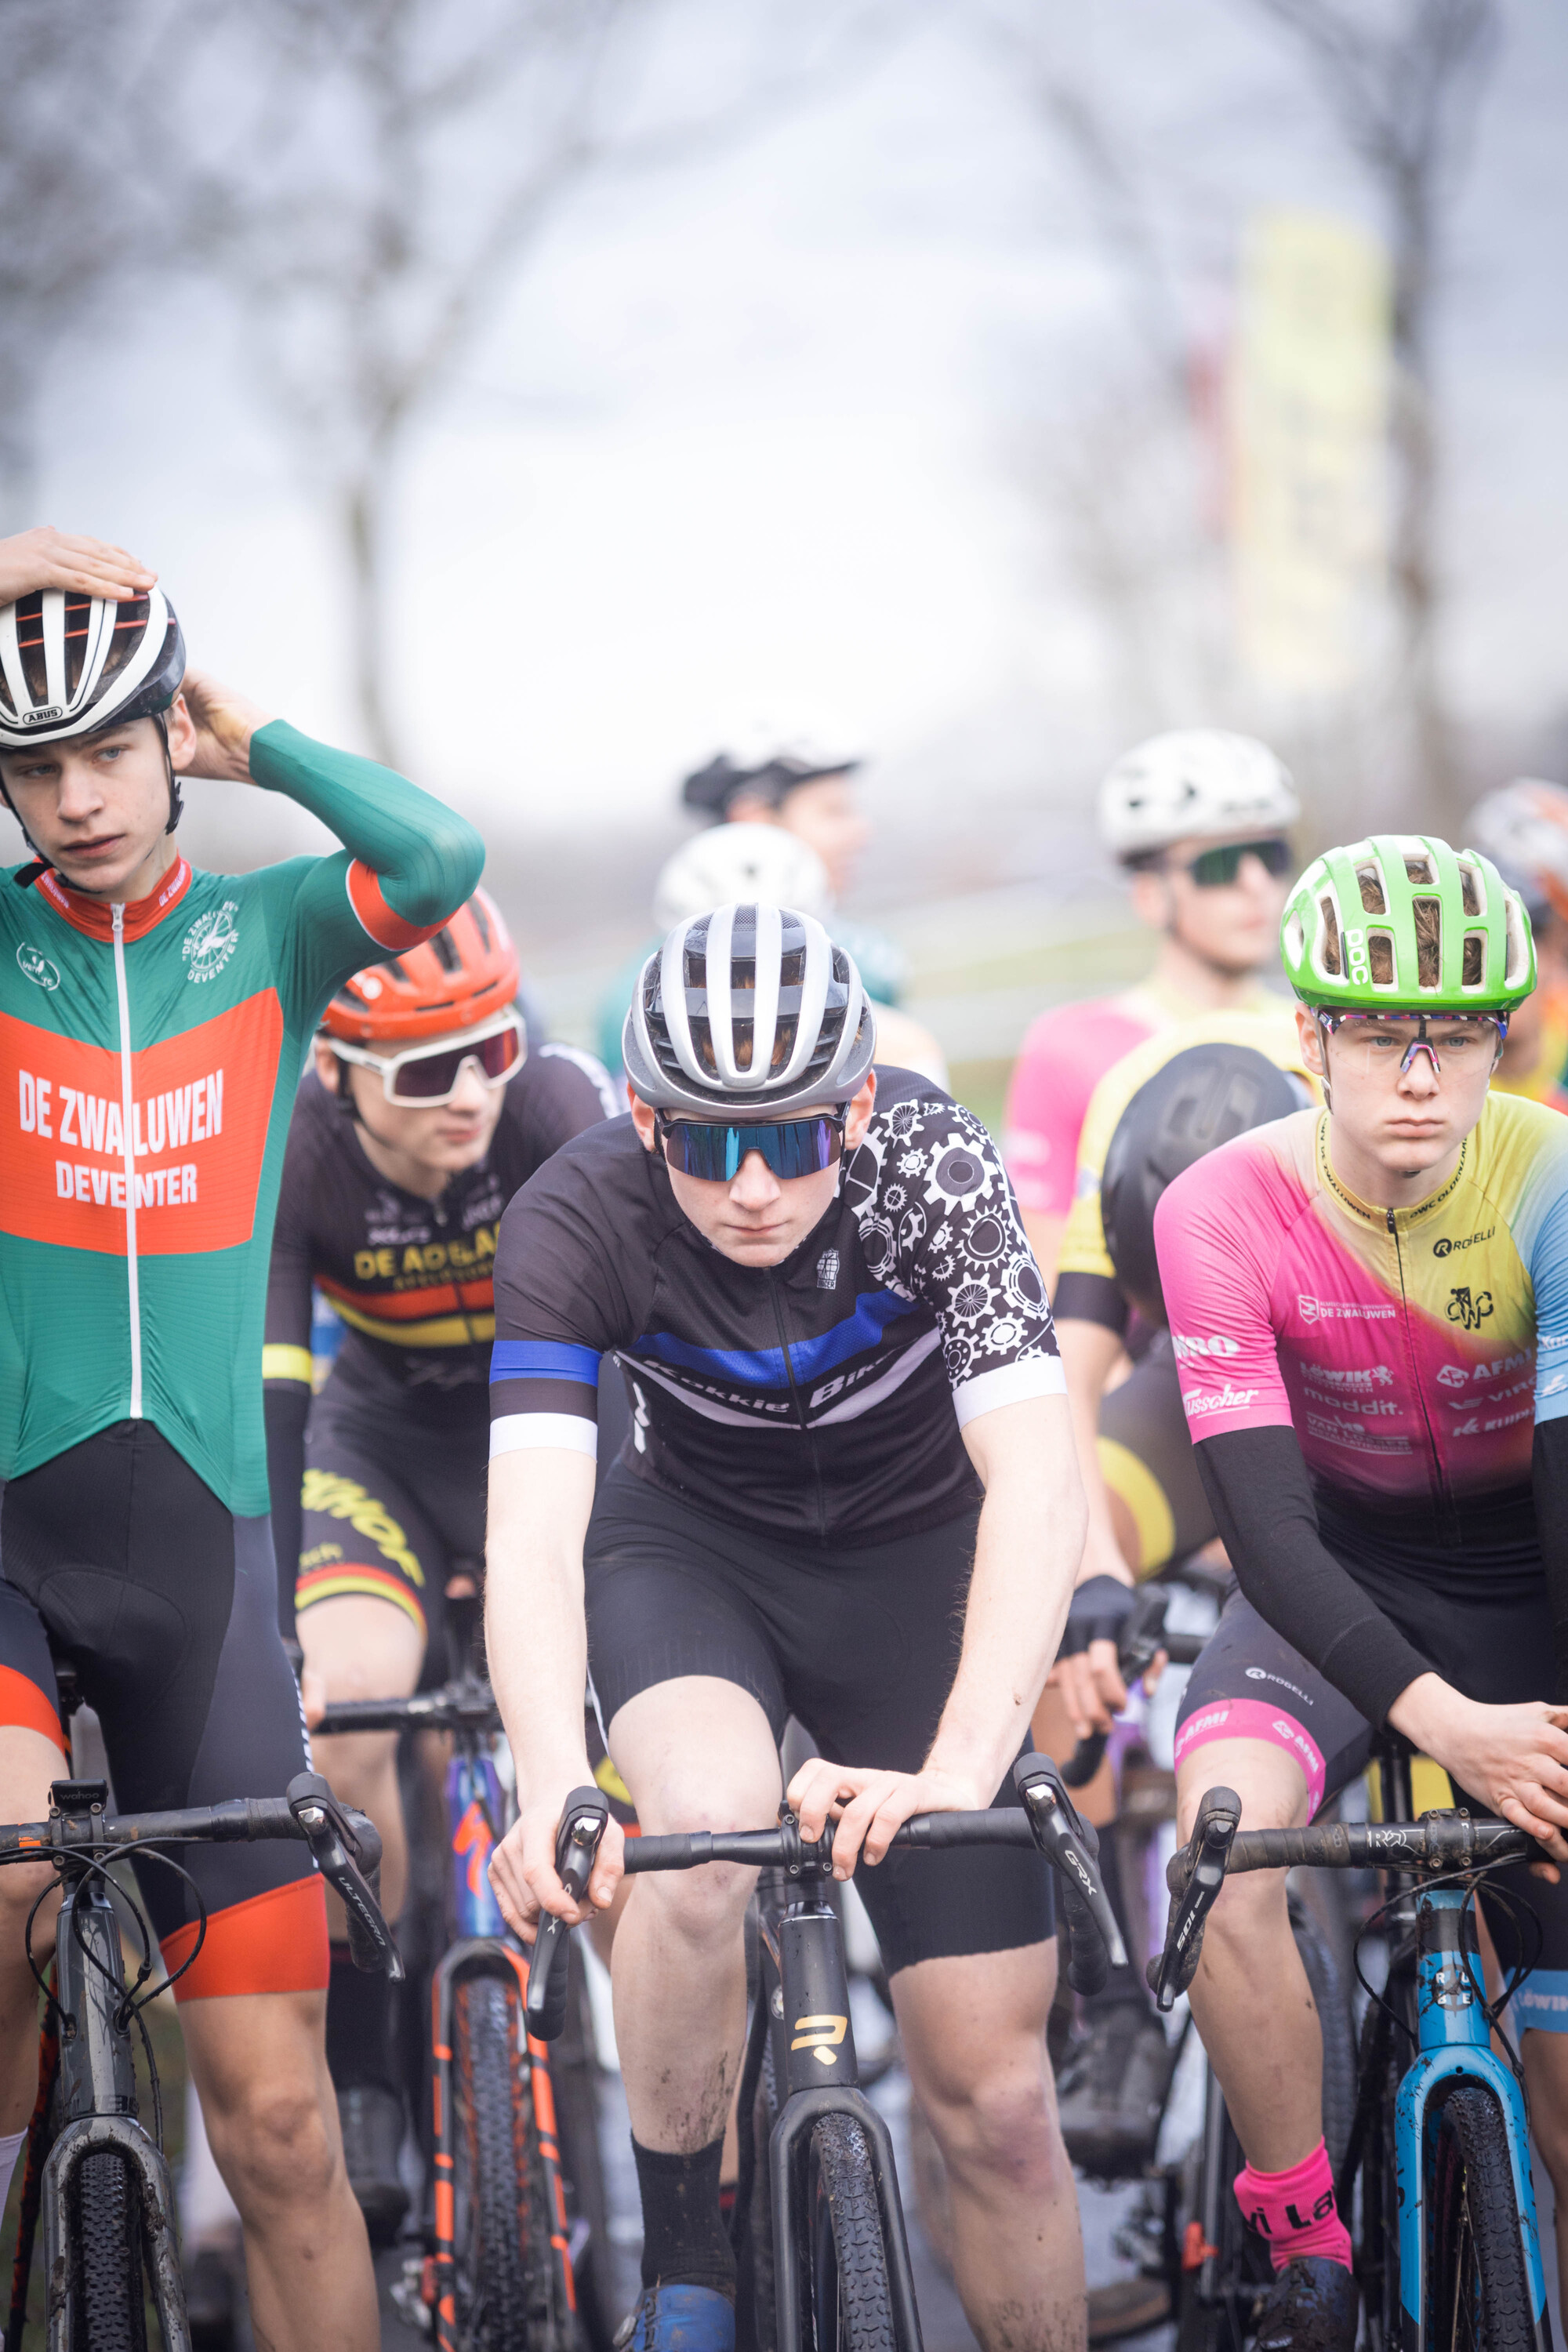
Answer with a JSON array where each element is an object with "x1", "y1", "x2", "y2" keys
[
  {"x1": 1394, "y1": 1884, "x2": 1552, "y2": 2352},
  {"x1": 427, "y1": 1748, "x2": 577, "y2": 2352},
  {"x1": 42, "y1": 1871, "x2": 190, "y2": 2352},
  {"x1": 765, "y1": 1897, "x2": 924, "y2": 2352}
]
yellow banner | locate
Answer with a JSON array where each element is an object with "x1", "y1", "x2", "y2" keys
[{"x1": 1232, "y1": 209, "x2": 1392, "y2": 692}]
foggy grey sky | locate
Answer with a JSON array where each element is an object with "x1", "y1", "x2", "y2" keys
[{"x1": 29, "y1": 0, "x2": 1568, "y2": 852}]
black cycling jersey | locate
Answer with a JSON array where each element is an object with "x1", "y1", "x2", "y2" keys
[
  {"x1": 488, "y1": 1069, "x2": 1063, "y2": 1544},
  {"x1": 264, "y1": 1046, "x2": 616, "y2": 1595}
]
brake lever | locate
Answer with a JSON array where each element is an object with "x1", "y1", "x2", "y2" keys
[
  {"x1": 524, "y1": 1785, "x2": 611, "y2": 2042},
  {"x1": 1149, "y1": 1784, "x2": 1240, "y2": 2013},
  {"x1": 285, "y1": 1770, "x2": 404, "y2": 1981},
  {"x1": 1118, "y1": 1586, "x2": 1171, "y2": 1686},
  {"x1": 1014, "y1": 1751, "x2": 1127, "y2": 1983}
]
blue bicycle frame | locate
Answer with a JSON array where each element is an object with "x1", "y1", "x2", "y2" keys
[{"x1": 1394, "y1": 1882, "x2": 1552, "y2": 2352}]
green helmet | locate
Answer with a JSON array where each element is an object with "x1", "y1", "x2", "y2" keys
[{"x1": 1280, "y1": 834, "x2": 1535, "y2": 1014}]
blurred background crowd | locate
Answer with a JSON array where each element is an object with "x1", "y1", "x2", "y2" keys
[{"x1": 8, "y1": 0, "x2": 1566, "y2": 1128}]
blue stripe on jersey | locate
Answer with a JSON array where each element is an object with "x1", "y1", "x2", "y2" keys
[
  {"x1": 489, "y1": 1340, "x2": 602, "y2": 1386},
  {"x1": 631, "y1": 1289, "x2": 920, "y2": 1390}
]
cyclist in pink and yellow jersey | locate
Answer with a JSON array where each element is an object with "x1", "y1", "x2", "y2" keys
[
  {"x1": 1004, "y1": 730, "x2": 1298, "y2": 1283},
  {"x1": 1153, "y1": 836, "x2": 1568, "y2": 2350}
]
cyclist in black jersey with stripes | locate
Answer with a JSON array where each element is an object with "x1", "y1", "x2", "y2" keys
[
  {"x1": 263, "y1": 890, "x2": 615, "y2": 2228},
  {"x1": 482, "y1": 903, "x2": 1091, "y2": 2352}
]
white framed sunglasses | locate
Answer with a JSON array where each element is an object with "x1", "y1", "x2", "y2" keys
[{"x1": 331, "y1": 1009, "x2": 527, "y2": 1105}]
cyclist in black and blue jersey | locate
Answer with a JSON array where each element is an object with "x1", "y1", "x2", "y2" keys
[{"x1": 482, "y1": 903, "x2": 1091, "y2": 2352}]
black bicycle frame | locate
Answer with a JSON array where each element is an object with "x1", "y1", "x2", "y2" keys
[
  {"x1": 41, "y1": 1860, "x2": 190, "y2": 2352},
  {"x1": 756, "y1": 1882, "x2": 924, "y2": 2352}
]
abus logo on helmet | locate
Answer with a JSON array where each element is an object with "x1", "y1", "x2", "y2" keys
[
  {"x1": 20, "y1": 706, "x2": 62, "y2": 726},
  {"x1": 1341, "y1": 923, "x2": 1373, "y2": 985}
]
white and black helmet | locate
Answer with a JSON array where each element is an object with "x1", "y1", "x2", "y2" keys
[
  {"x1": 652, "y1": 823, "x2": 833, "y2": 932},
  {"x1": 1098, "y1": 728, "x2": 1298, "y2": 862},
  {"x1": 623, "y1": 902, "x2": 876, "y2": 1116},
  {"x1": 0, "y1": 586, "x2": 185, "y2": 751}
]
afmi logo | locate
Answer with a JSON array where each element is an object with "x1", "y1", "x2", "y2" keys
[{"x1": 20, "y1": 706, "x2": 62, "y2": 726}]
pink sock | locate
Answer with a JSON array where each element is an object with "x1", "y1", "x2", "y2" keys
[{"x1": 1234, "y1": 2141, "x2": 1352, "y2": 2272}]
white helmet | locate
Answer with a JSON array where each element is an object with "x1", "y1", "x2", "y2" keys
[
  {"x1": 1465, "y1": 779, "x2": 1568, "y2": 920},
  {"x1": 0, "y1": 586, "x2": 185, "y2": 750},
  {"x1": 653, "y1": 824, "x2": 832, "y2": 932},
  {"x1": 623, "y1": 903, "x2": 875, "y2": 1116},
  {"x1": 1098, "y1": 729, "x2": 1299, "y2": 862}
]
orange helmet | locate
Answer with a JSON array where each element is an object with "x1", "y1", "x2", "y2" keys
[{"x1": 322, "y1": 888, "x2": 520, "y2": 1046}]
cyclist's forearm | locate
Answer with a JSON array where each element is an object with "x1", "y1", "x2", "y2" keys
[
  {"x1": 249, "y1": 720, "x2": 484, "y2": 927},
  {"x1": 932, "y1": 1398, "x2": 1087, "y2": 1792},
  {"x1": 485, "y1": 1450, "x2": 598, "y2": 1803}
]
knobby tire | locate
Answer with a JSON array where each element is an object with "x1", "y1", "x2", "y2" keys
[
  {"x1": 453, "y1": 1971, "x2": 571, "y2": 2352},
  {"x1": 1428, "y1": 2083, "x2": 1535, "y2": 2352},
  {"x1": 73, "y1": 2150, "x2": 147, "y2": 2352},
  {"x1": 808, "y1": 2115, "x2": 895, "y2": 2352}
]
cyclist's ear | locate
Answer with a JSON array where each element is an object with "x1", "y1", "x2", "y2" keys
[
  {"x1": 629, "y1": 1096, "x2": 659, "y2": 1152},
  {"x1": 312, "y1": 1038, "x2": 341, "y2": 1092},
  {"x1": 843, "y1": 1072, "x2": 877, "y2": 1150}
]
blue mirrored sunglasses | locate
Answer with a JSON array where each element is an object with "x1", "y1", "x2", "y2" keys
[{"x1": 655, "y1": 1110, "x2": 846, "y2": 1181}]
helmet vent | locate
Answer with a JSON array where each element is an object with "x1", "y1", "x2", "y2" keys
[
  {"x1": 1414, "y1": 898, "x2": 1442, "y2": 988},
  {"x1": 1462, "y1": 935, "x2": 1485, "y2": 988},
  {"x1": 1356, "y1": 866, "x2": 1387, "y2": 915},
  {"x1": 470, "y1": 897, "x2": 492, "y2": 950},
  {"x1": 1505, "y1": 895, "x2": 1531, "y2": 991},
  {"x1": 1319, "y1": 896, "x2": 1342, "y2": 977},
  {"x1": 1405, "y1": 853, "x2": 1436, "y2": 886},
  {"x1": 380, "y1": 956, "x2": 409, "y2": 982},
  {"x1": 1459, "y1": 861, "x2": 1484, "y2": 917},
  {"x1": 429, "y1": 927, "x2": 461, "y2": 975},
  {"x1": 1367, "y1": 934, "x2": 1395, "y2": 985}
]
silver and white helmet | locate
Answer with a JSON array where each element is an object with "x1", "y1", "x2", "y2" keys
[
  {"x1": 0, "y1": 586, "x2": 185, "y2": 750},
  {"x1": 623, "y1": 902, "x2": 876, "y2": 1116},
  {"x1": 1098, "y1": 728, "x2": 1299, "y2": 862}
]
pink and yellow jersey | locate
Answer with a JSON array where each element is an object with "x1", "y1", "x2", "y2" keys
[{"x1": 1153, "y1": 1093, "x2": 1568, "y2": 1509}]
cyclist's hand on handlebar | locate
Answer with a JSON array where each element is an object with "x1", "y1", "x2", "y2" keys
[
  {"x1": 299, "y1": 1663, "x2": 327, "y2": 1733},
  {"x1": 787, "y1": 1758, "x2": 988, "y2": 1877},
  {"x1": 488, "y1": 1798, "x2": 624, "y2": 1940},
  {"x1": 1392, "y1": 1679, "x2": 1568, "y2": 1869},
  {"x1": 1047, "y1": 1645, "x2": 1121, "y2": 1740}
]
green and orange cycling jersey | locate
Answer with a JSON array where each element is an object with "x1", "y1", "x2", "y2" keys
[{"x1": 0, "y1": 721, "x2": 485, "y2": 1512}]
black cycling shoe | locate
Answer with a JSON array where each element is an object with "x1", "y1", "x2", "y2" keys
[
  {"x1": 1055, "y1": 1999, "x2": 1175, "y2": 2177},
  {"x1": 1250, "y1": 2256, "x2": 1359, "y2": 2352},
  {"x1": 337, "y1": 2082, "x2": 410, "y2": 2244}
]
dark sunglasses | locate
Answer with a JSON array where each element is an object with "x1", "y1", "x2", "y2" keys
[
  {"x1": 332, "y1": 1011, "x2": 525, "y2": 1103},
  {"x1": 1181, "y1": 837, "x2": 1294, "y2": 887},
  {"x1": 655, "y1": 1110, "x2": 847, "y2": 1181}
]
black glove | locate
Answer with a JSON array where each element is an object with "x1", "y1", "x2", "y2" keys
[{"x1": 1058, "y1": 1573, "x2": 1137, "y2": 1659}]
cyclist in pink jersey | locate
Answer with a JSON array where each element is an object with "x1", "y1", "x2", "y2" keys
[
  {"x1": 1004, "y1": 730, "x2": 1298, "y2": 1282},
  {"x1": 1153, "y1": 835, "x2": 1568, "y2": 2350}
]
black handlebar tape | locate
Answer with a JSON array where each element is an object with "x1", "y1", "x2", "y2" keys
[
  {"x1": 525, "y1": 1786, "x2": 611, "y2": 2042},
  {"x1": 1225, "y1": 1817, "x2": 1534, "y2": 1873}
]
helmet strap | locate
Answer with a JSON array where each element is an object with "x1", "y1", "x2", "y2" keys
[{"x1": 155, "y1": 711, "x2": 183, "y2": 834}]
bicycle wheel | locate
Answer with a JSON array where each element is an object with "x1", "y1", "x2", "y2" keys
[
  {"x1": 452, "y1": 1969, "x2": 572, "y2": 2352},
  {"x1": 745, "y1": 2030, "x2": 781, "y2": 2352},
  {"x1": 551, "y1": 1948, "x2": 615, "y2": 2352},
  {"x1": 806, "y1": 2114, "x2": 895, "y2": 2352},
  {"x1": 1426, "y1": 2082, "x2": 1536, "y2": 2352},
  {"x1": 72, "y1": 2149, "x2": 148, "y2": 2352}
]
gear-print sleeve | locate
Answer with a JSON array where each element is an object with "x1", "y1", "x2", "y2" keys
[
  {"x1": 849, "y1": 1095, "x2": 1064, "y2": 1428},
  {"x1": 248, "y1": 721, "x2": 485, "y2": 1026},
  {"x1": 488, "y1": 1136, "x2": 641, "y2": 1462},
  {"x1": 1154, "y1": 1139, "x2": 1294, "y2": 1438}
]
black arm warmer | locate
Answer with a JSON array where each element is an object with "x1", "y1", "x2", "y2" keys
[
  {"x1": 1052, "y1": 1269, "x2": 1131, "y2": 1338},
  {"x1": 1193, "y1": 1426, "x2": 1434, "y2": 1726},
  {"x1": 264, "y1": 1385, "x2": 310, "y2": 1643},
  {"x1": 1533, "y1": 1417, "x2": 1568, "y2": 1706}
]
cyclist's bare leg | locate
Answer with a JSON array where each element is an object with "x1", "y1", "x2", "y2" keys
[
  {"x1": 1176, "y1": 1739, "x2": 1321, "y2": 2170},
  {"x1": 897, "y1": 1940, "x2": 1084, "y2": 2352},
  {"x1": 0, "y1": 1730, "x2": 67, "y2": 2132},
  {"x1": 606, "y1": 1677, "x2": 782, "y2": 2151},
  {"x1": 183, "y1": 1988, "x2": 378, "y2": 2352},
  {"x1": 300, "y1": 1592, "x2": 423, "y2": 1921},
  {"x1": 1522, "y1": 2031, "x2": 1568, "y2": 2325}
]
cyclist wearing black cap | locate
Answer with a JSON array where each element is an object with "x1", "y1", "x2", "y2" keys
[{"x1": 482, "y1": 903, "x2": 1089, "y2": 2352}]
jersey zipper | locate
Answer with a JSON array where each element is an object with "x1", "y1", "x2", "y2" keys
[
  {"x1": 112, "y1": 902, "x2": 143, "y2": 1418},
  {"x1": 768, "y1": 1271, "x2": 826, "y2": 1539},
  {"x1": 1386, "y1": 1205, "x2": 1445, "y2": 1521}
]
